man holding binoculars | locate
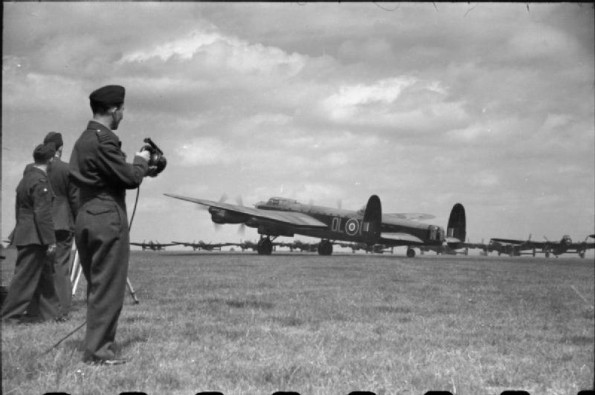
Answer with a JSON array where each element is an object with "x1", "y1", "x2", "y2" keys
[{"x1": 69, "y1": 84, "x2": 158, "y2": 365}]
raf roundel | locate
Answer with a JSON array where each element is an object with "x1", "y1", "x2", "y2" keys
[{"x1": 345, "y1": 218, "x2": 360, "y2": 236}]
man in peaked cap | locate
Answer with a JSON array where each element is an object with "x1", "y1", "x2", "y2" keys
[
  {"x1": 43, "y1": 131, "x2": 79, "y2": 320},
  {"x1": 2, "y1": 144, "x2": 61, "y2": 324},
  {"x1": 70, "y1": 85, "x2": 151, "y2": 365}
]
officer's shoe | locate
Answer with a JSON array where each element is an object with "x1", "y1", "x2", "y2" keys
[
  {"x1": 84, "y1": 357, "x2": 127, "y2": 366},
  {"x1": 101, "y1": 358, "x2": 127, "y2": 366}
]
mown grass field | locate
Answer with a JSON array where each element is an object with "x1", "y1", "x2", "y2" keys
[{"x1": 1, "y1": 249, "x2": 594, "y2": 395}]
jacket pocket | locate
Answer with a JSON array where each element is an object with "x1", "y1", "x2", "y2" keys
[
  {"x1": 86, "y1": 207, "x2": 114, "y2": 216},
  {"x1": 84, "y1": 203, "x2": 123, "y2": 233}
]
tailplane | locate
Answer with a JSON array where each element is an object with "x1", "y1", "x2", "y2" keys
[{"x1": 446, "y1": 203, "x2": 466, "y2": 248}]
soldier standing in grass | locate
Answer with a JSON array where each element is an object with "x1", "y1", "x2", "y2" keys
[
  {"x1": 43, "y1": 131, "x2": 79, "y2": 320},
  {"x1": 1, "y1": 144, "x2": 61, "y2": 324},
  {"x1": 70, "y1": 85, "x2": 150, "y2": 365}
]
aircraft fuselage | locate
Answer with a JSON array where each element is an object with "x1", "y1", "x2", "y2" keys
[{"x1": 254, "y1": 198, "x2": 444, "y2": 246}]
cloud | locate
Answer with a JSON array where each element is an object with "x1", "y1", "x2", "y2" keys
[
  {"x1": 121, "y1": 29, "x2": 306, "y2": 78},
  {"x1": 2, "y1": 3, "x2": 593, "y2": 244},
  {"x1": 176, "y1": 137, "x2": 237, "y2": 166},
  {"x1": 508, "y1": 24, "x2": 581, "y2": 62},
  {"x1": 321, "y1": 77, "x2": 469, "y2": 133}
]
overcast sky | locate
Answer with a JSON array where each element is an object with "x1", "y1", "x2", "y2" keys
[{"x1": 2, "y1": 3, "x2": 594, "y2": 250}]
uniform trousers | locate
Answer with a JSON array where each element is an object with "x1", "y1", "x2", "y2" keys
[
  {"x1": 53, "y1": 230, "x2": 74, "y2": 317},
  {"x1": 75, "y1": 197, "x2": 129, "y2": 362},
  {"x1": 1, "y1": 245, "x2": 60, "y2": 322}
]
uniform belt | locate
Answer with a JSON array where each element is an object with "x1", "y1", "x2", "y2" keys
[{"x1": 79, "y1": 188, "x2": 125, "y2": 206}]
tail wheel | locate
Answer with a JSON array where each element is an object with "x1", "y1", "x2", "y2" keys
[{"x1": 406, "y1": 248, "x2": 416, "y2": 258}]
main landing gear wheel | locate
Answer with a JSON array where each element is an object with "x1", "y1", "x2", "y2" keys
[
  {"x1": 257, "y1": 237, "x2": 273, "y2": 255},
  {"x1": 406, "y1": 248, "x2": 416, "y2": 258},
  {"x1": 318, "y1": 240, "x2": 333, "y2": 256}
]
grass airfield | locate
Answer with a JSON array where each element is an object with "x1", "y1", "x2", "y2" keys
[{"x1": 1, "y1": 249, "x2": 594, "y2": 395}]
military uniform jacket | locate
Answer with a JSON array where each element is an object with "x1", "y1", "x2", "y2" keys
[
  {"x1": 13, "y1": 166, "x2": 56, "y2": 246},
  {"x1": 69, "y1": 121, "x2": 148, "y2": 200},
  {"x1": 47, "y1": 158, "x2": 79, "y2": 231}
]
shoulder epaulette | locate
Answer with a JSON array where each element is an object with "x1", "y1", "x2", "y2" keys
[{"x1": 96, "y1": 129, "x2": 112, "y2": 143}]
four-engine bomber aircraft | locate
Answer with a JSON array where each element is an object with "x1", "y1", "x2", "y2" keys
[
  {"x1": 172, "y1": 240, "x2": 234, "y2": 251},
  {"x1": 489, "y1": 234, "x2": 595, "y2": 258},
  {"x1": 130, "y1": 240, "x2": 176, "y2": 251},
  {"x1": 164, "y1": 193, "x2": 466, "y2": 257}
]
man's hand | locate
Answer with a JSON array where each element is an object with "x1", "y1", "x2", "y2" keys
[
  {"x1": 135, "y1": 150, "x2": 151, "y2": 162},
  {"x1": 47, "y1": 243, "x2": 57, "y2": 257}
]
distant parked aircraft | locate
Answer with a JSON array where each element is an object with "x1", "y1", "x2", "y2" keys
[
  {"x1": 336, "y1": 242, "x2": 393, "y2": 254},
  {"x1": 488, "y1": 234, "x2": 595, "y2": 258},
  {"x1": 419, "y1": 244, "x2": 469, "y2": 256},
  {"x1": 232, "y1": 240, "x2": 317, "y2": 252},
  {"x1": 130, "y1": 240, "x2": 176, "y2": 251},
  {"x1": 172, "y1": 240, "x2": 233, "y2": 251}
]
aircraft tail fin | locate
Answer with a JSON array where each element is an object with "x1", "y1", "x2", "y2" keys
[
  {"x1": 446, "y1": 203, "x2": 466, "y2": 248},
  {"x1": 362, "y1": 195, "x2": 382, "y2": 245}
]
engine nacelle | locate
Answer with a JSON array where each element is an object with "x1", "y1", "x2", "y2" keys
[
  {"x1": 209, "y1": 207, "x2": 248, "y2": 224},
  {"x1": 256, "y1": 222, "x2": 294, "y2": 237}
]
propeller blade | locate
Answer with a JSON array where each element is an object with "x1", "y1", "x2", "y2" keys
[{"x1": 237, "y1": 223, "x2": 246, "y2": 235}]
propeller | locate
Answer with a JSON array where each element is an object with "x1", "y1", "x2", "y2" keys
[
  {"x1": 236, "y1": 195, "x2": 246, "y2": 235},
  {"x1": 212, "y1": 194, "x2": 229, "y2": 231}
]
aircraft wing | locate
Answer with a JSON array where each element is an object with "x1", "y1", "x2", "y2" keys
[
  {"x1": 489, "y1": 238, "x2": 526, "y2": 245},
  {"x1": 130, "y1": 243, "x2": 144, "y2": 246},
  {"x1": 490, "y1": 238, "x2": 540, "y2": 246},
  {"x1": 380, "y1": 232, "x2": 425, "y2": 244},
  {"x1": 463, "y1": 242, "x2": 488, "y2": 249},
  {"x1": 165, "y1": 194, "x2": 327, "y2": 229},
  {"x1": 569, "y1": 242, "x2": 595, "y2": 250},
  {"x1": 383, "y1": 213, "x2": 435, "y2": 221},
  {"x1": 490, "y1": 238, "x2": 546, "y2": 250}
]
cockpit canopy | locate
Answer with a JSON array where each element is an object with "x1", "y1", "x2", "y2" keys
[
  {"x1": 268, "y1": 197, "x2": 297, "y2": 206},
  {"x1": 257, "y1": 197, "x2": 300, "y2": 210}
]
